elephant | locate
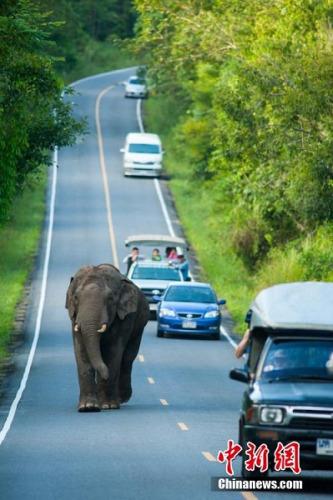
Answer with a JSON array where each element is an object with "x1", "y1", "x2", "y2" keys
[{"x1": 65, "y1": 263, "x2": 150, "y2": 412}]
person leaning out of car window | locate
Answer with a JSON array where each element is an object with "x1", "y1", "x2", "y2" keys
[
  {"x1": 123, "y1": 247, "x2": 142, "y2": 275},
  {"x1": 152, "y1": 248, "x2": 162, "y2": 261},
  {"x1": 166, "y1": 247, "x2": 178, "y2": 261}
]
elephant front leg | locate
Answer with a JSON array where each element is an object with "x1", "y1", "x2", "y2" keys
[
  {"x1": 97, "y1": 375, "x2": 120, "y2": 410},
  {"x1": 73, "y1": 334, "x2": 100, "y2": 412},
  {"x1": 97, "y1": 342, "x2": 123, "y2": 410}
]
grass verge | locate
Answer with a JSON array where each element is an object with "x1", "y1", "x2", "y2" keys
[
  {"x1": 0, "y1": 170, "x2": 47, "y2": 359},
  {"x1": 144, "y1": 95, "x2": 254, "y2": 331},
  {"x1": 143, "y1": 94, "x2": 333, "y2": 334}
]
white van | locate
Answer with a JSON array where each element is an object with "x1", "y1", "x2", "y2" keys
[{"x1": 120, "y1": 133, "x2": 163, "y2": 177}]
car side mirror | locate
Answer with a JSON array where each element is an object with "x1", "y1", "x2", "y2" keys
[
  {"x1": 120, "y1": 148, "x2": 125, "y2": 153},
  {"x1": 229, "y1": 368, "x2": 249, "y2": 383},
  {"x1": 152, "y1": 295, "x2": 162, "y2": 302},
  {"x1": 218, "y1": 299, "x2": 226, "y2": 305},
  {"x1": 245, "y1": 309, "x2": 252, "y2": 325}
]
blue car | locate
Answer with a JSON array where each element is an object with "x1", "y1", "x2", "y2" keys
[{"x1": 154, "y1": 282, "x2": 226, "y2": 340}]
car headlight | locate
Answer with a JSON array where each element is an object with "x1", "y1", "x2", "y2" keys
[
  {"x1": 159, "y1": 308, "x2": 176, "y2": 317},
  {"x1": 260, "y1": 407, "x2": 285, "y2": 424},
  {"x1": 204, "y1": 310, "x2": 220, "y2": 318}
]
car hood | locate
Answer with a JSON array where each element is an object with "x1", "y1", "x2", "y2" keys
[
  {"x1": 252, "y1": 381, "x2": 333, "y2": 406},
  {"x1": 131, "y1": 279, "x2": 177, "y2": 290},
  {"x1": 125, "y1": 152, "x2": 162, "y2": 163},
  {"x1": 163, "y1": 301, "x2": 218, "y2": 314}
]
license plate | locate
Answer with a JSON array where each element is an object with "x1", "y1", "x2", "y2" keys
[
  {"x1": 316, "y1": 438, "x2": 333, "y2": 455},
  {"x1": 182, "y1": 320, "x2": 197, "y2": 329}
]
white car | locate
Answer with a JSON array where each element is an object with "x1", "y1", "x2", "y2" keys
[
  {"x1": 124, "y1": 76, "x2": 148, "y2": 98},
  {"x1": 120, "y1": 133, "x2": 163, "y2": 177},
  {"x1": 125, "y1": 234, "x2": 190, "y2": 312},
  {"x1": 127, "y1": 260, "x2": 184, "y2": 311}
]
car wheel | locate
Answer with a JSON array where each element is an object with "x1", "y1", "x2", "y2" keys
[
  {"x1": 240, "y1": 424, "x2": 269, "y2": 478},
  {"x1": 211, "y1": 332, "x2": 220, "y2": 340},
  {"x1": 157, "y1": 329, "x2": 164, "y2": 338}
]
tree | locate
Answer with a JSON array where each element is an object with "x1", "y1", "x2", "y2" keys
[
  {"x1": 0, "y1": 0, "x2": 84, "y2": 222},
  {"x1": 133, "y1": 0, "x2": 333, "y2": 266}
]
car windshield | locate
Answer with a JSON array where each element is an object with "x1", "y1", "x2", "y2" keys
[
  {"x1": 132, "y1": 266, "x2": 181, "y2": 281},
  {"x1": 165, "y1": 286, "x2": 215, "y2": 303},
  {"x1": 128, "y1": 143, "x2": 160, "y2": 154},
  {"x1": 260, "y1": 339, "x2": 333, "y2": 382},
  {"x1": 129, "y1": 78, "x2": 145, "y2": 85}
]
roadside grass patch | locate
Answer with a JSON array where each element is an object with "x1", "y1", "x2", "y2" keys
[
  {"x1": 143, "y1": 95, "x2": 333, "y2": 334},
  {"x1": 0, "y1": 170, "x2": 47, "y2": 359}
]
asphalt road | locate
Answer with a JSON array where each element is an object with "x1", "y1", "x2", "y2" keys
[{"x1": 0, "y1": 68, "x2": 332, "y2": 500}]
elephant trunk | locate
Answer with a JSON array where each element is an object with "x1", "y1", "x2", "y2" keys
[{"x1": 81, "y1": 326, "x2": 109, "y2": 380}]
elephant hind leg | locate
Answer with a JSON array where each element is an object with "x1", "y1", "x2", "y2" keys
[{"x1": 119, "y1": 327, "x2": 144, "y2": 404}]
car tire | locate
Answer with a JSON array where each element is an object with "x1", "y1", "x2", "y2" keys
[
  {"x1": 240, "y1": 423, "x2": 269, "y2": 478},
  {"x1": 157, "y1": 329, "x2": 164, "y2": 338},
  {"x1": 211, "y1": 332, "x2": 221, "y2": 340}
]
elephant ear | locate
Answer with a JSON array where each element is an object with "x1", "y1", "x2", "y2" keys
[
  {"x1": 117, "y1": 278, "x2": 138, "y2": 320},
  {"x1": 65, "y1": 277, "x2": 77, "y2": 322}
]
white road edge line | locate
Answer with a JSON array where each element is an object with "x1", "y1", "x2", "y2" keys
[
  {"x1": 0, "y1": 69, "x2": 140, "y2": 447},
  {"x1": 137, "y1": 98, "x2": 241, "y2": 352},
  {"x1": 71, "y1": 66, "x2": 137, "y2": 88},
  {"x1": 95, "y1": 84, "x2": 119, "y2": 269},
  {"x1": 0, "y1": 150, "x2": 58, "y2": 446},
  {"x1": 220, "y1": 324, "x2": 238, "y2": 349},
  {"x1": 136, "y1": 99, "x2": 175, "y2": 237}
]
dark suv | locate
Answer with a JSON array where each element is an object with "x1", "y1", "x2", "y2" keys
[{"x1": 230, "y1": 282, "x2": 333, "y2": 477}]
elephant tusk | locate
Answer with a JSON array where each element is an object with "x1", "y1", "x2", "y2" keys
[
  {"x1": 74, "y1": 323, "x2": 80, "y2": 332},
  {"x1": 97, "y1": 323, "x2": 107, "y2": 333}
]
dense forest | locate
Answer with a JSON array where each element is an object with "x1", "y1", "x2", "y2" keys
[
  {"x1": 133, "y1": 1, "x2": 333, "y2": 310},
  {"x1": 134, "y1": 0, "x2": 333, "y2": 263},
  {"x1": 0, "y1": 0, "x2": 135, "y2": 224}
]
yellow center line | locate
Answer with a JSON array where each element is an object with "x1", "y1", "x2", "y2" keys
[
  {"x1": 177, "y1": 422, "x2": 189, "y2": 431},
  {"x1": 202, "y1": 451, "x2": 216, "y2": 462},
  {"x1": 95, "y1": 84, "x2": 119, "y2": 269},
  {"x1": 241, "y1": 493, "x2": 258, "y2": 500},
  {"x1": 160, "y1": 399, "x2": 169, "y2": 406},
  {"x1": 147, "y1": 377, "x2": 155, "y2": 384},
  {"x1": 138, "y1": 354, "x2": 145, "y2": 362}
]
